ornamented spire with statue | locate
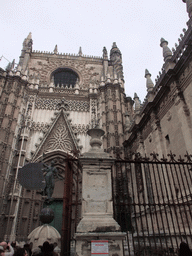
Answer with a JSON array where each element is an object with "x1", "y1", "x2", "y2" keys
[
  {"x1": 19, "y1": 32, "x2": 33, "y2": 70},
  {"x1": 110, "y1": 42, "x2": 124, "y2": 80}
]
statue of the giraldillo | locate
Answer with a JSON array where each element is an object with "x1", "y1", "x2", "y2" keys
[{"x1": 42, "y1": 161, "x2": 61, "y2": 201}]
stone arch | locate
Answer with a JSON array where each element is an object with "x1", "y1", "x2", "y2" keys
[
  {"x1": 48, "y1": 66, "x2": 83, "y2": 86},
  {"x1": 52, "y1": 68, "x2": 78, "y2": 88}
]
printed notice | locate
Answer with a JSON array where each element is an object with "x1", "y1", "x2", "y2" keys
[{"x1": 91, "y1": 240, "x2": 108, "y2": 255}]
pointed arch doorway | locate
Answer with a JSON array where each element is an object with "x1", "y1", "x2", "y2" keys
[{"x1": 38, "y1": 151, "x2": 82, "y2": 256}]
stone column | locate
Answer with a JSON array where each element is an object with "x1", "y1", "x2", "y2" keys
[{"x1": 75, "y1": 128, "x2": 125, "y2": 256}]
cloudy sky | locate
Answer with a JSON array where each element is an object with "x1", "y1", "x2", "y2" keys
[{"x1": 0, "y1": 0, "x2": 189, "y2": 101}]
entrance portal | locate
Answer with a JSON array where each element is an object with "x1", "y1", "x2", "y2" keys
[{"x1": 41, "y1": 152, "x2": 82, "y2": 256}]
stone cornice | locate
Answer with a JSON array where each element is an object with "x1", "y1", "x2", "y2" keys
[{"x1": 31, "y1": 51, "x2": 103, "y2": 62}]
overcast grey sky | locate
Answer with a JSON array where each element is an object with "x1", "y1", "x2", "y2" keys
[{"x1": 0, "y1": 0, "x2": 189, "y2": 101}]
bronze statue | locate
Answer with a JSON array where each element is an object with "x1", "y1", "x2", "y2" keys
[{"x1": 42, "y1": 161, "x2": 62, "y2": 201}]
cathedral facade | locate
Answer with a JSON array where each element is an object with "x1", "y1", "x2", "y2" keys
[
  {"x1": 0, "y1": 0, "x2": 192, "y2": 244},
  {"x1": 0, "y1": 32, "x2": 130, "y2": 240}
]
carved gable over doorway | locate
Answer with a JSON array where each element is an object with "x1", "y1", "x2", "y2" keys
[{"x1": 32, "y1": 110, "x2": 78, "y2": 161}]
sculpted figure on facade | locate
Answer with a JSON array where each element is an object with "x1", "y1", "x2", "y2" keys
[{"x1": 42, "y1": 161, "x2": 62, "y2": 201}]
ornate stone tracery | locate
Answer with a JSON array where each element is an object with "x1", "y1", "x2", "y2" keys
[
  {"x1": 72, "y1": 124, "x2": 89, "y2": 135},
  {"x1": 35, "y1": 97, "x2": 90, "y2": 112},
  {"x1": 90, "y1": 98, "x2": 98, "y2": 127},
  {"x1": 30, "y1": 121, "x2": 90, "y2": 136},
  {"x1": 45, "y1": 123, "x2": 73, "y2": 153}
]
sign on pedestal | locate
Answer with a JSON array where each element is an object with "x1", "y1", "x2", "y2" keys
[{"x1": 91, "y1": 241, "x2": 108, "y2": 256}]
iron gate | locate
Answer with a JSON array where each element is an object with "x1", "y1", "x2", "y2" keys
[{"x1": 112, "y1": 152, "x2": 192, "y2": 256}]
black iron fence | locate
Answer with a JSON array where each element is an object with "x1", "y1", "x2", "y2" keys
[{"x1": 112, "y1": 152, "x2": 192, "y2": 256}]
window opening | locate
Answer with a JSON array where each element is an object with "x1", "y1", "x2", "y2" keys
[{"x1": 53, "y1": 68, "x2": 78, "y2": 88}]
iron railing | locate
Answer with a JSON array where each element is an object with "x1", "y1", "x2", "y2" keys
[{"x1": 112, "y1": 152, "x2": 192, "y2": 256}]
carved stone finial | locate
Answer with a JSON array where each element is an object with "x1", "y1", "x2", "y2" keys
[
  {"x1": 145, "y1": 69, "x2": 151, "y2": 77},
  {"x1": 23, "y1": 32, "x2": 33, "y2": 50},
  {"x1": 134, "y1": 93, "x2": 141, "y2": 112},
  {"x1": 5, "y1": 59, "x2": 15, "y2": 72},
  {"x1": 53, "y1": 45, "x2": 58, "y2": 54},
  {"x1": 27, "y1": 32, "x2": 32, "y2": 40},
  {"x1": 134, "y1": 92, "x2": 139, "y2": 99},
  {"x1": 183, "y1": 0, "x2": 192, "y2": 18},
  {"x1": 78, "y1": 46, "x2": 82, "y2": 56},
  {"x1": 58, "y1": 98, "x2": 68, "y2": 111},
  {"x1": 110, "y1": 42, "x2": 121, "y2": 61},
  {"x1": 11, "y1": 59, "x2": 15, "y2": 70},
  {"x1": 6, "y1": 62, "x2": 12, "y2": 72},
  {"x1": 145, "y1": 69, "x2": 154, "y2": 92},
  {"x1": 103, "y1": 47, "x2": 108, "y2": 59},
  {"x1": 160, "y1": 38, "x2": 172, "y2": 62}
]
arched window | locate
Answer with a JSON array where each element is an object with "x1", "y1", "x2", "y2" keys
[{"x1": 52, "y1": 68, "x2": 78, "y2": 88}]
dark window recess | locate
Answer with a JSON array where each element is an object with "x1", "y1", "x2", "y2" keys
[
  {"x1": 165, "y1": 134, "x2": 170, "y2": 145},
  {"x1": 53, "y1": 68, "x2": 78, "y2": 88}
]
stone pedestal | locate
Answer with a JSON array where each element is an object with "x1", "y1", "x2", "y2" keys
[
  {"x1": 75, "y1": 232, "x2": 125, "y2": 256},
  {"x1": 75, "y1": 128, "x2": 125, "y2": 256}
]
